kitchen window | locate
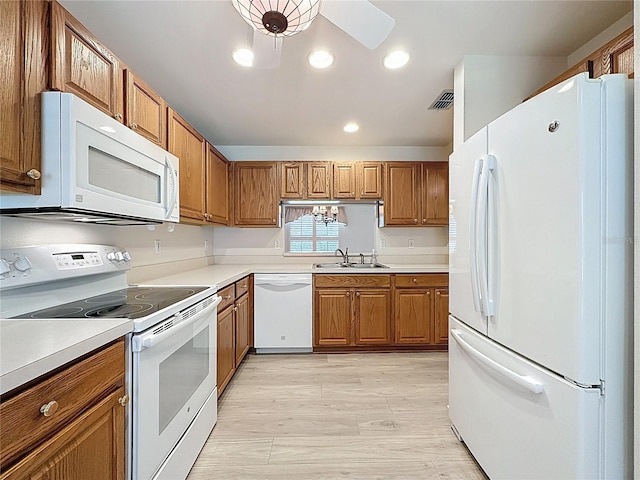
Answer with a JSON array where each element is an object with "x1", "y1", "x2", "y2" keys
[{"x1": 284, "y1": 207, "x2": 344, "y2": 254}]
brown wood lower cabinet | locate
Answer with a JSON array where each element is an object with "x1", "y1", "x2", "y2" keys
[
  {"x1": 217, "y1": 275, "x2": 253, "y2": 396},
  {"x1": 0, "y1": 339, "x2": 126, "y2": 480},
  {"x1": 313, "y1": 273, "x2": 448, "y2": 351}
]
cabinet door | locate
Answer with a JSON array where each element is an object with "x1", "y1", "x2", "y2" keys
[
  {"x1": 168, "y1": 108, "x2": 206, "y2": 223},
  {"x1": 0, "y1": 1, "x2": 47, "y2": 194},
  {"x1": 306, "y1": 162, "x2": 332, "y2": 199},
  {"x1": 394, "y1": 288, "x2": 433, "y2": 344},
  {"x1": 422, "y1": 162, "x2": 449, "y2": 226},
  {"x1": 233, "y1": 162, "x2": 279, "y2": 226},
  {"x1": 434, "y1": 288, "x2": 449, "y2": 345},
  {"x1": 358, "y1": 162, "x2": 383, "y2": 199},
  {"x1": 281, "y1": 162, "x2": 305, "y2": 199},
  {"x1": 234, "y1": 293, "x2": 250, "y2": 366},
  {"x1": 124, "y1": 70, "x2": 166, "y2": 147},
  {"x1": 602, "y1": 27, "x2": 634, "y2": 78},
  {"x1": 1, "y1": 387, "x2": 125, "y2": 480},
  {"x1": 217, "y1": 306, "x2": 235, "y2": 396},
  {"x1": 50, "y1": 2, "x2": 124, "y2": 120},
  {"x1": 314, "y1": 289, "x2": 352, "y2": 346},
  {"x1": 384, "y1": 162, "x2": 420, "y2": 226},
  {"x1": 355, "y1": 289, "x2": 391, "y2": 345},
  {"x1": 206, "y1": 144, "x2": 230, "y2": 225},
  {"x1": 333, "y1": 163, "x2": 357, "y2": 199}
]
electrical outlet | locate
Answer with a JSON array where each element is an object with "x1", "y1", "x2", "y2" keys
[
  {"x1": 280, "y1": 335, "x2": 286, "y2": 341},
  {"x1": 275, "y1": 240, "x2": 280, "y2": 249},
  {"x1": 380, "y1": 239, "x2": 386, "y2": 249},
  {"x1": 154, "y1": 240, "x2": 161, "y2": 254},
  {"x1": 409, "y1": 239, "x2": 415, "y2": 249},
  {"x1": 204, "y1": 239, "x2": 209, "y2": 253}
]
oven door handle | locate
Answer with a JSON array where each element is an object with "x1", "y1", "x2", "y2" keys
[{"x1": 133, "y1": 296, "x2": 221, "y2": 352}]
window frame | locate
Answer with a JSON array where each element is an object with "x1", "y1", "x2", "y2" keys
[{"x1": 284, "y1": 213, "x2": 341, "y2": 256}]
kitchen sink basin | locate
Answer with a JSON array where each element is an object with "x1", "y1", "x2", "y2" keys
[{"x1": 313, "y1": 262, "x2": 388, "y2": 269}]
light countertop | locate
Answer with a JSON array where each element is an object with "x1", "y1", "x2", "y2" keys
[
  {"x1": 0, "y1": 318, "x2": 132, "y2": 396},
  {"x1": 2, "y1": 262, "x2": 447, "y2": 394},
  {"x1": 141, "y1": 263, "x2": 449, "y2": 289}
]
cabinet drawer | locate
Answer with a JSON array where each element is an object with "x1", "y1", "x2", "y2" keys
[
  {"x1": 0, "y1": 339, "x2": 125, "y2": 470},
  {"x1": 217, "y1": 284, "x2": 235, "y2": 312},
  {"x1": 235, "y1": 276, "x2": 250, "y2": 298},
  {"x1": 314, "y1": 275, "x2": 390, "y2": 288},
  {"x1": 395, "y1": 274, "x2": 448, "y2": 287}
]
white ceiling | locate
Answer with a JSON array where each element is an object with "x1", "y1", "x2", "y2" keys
[{"x1": 60, "y1": 0, "x2": 631, "y2": 148}]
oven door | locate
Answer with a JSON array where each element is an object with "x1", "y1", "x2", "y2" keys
[{"x1": 131, "y1": 295, "x2": 220, "y2": 480}]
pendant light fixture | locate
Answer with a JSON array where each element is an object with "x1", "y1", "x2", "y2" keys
[{"x1": 231, "y1": 0, "x2": 321, "y2": 38}]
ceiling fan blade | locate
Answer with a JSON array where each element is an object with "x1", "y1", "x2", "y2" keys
[
  {"x1": 252, "y1": 29, "x2": 283, "y2": 69},
  {"x1": 320, "y1": 0, "x2": 395, "y2": 50}
]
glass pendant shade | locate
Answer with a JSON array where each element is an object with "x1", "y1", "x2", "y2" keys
[{"x1": 232, "y1": 0, "x2": 321, "y2": 37}]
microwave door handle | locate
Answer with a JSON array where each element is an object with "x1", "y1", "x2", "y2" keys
[{"x1": 165, "y1": 156, "x2": 179, "y2": 219}]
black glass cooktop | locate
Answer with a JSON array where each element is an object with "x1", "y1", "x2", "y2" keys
[{"x1": 12, "y1": 286, "x2": 208, "y2": 319}]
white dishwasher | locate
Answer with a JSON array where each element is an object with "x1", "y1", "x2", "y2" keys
[{"x1": 254, "y1": 273, "x2": 313, "y2": 353}]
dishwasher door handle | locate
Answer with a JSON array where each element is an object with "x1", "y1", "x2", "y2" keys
[{"x1": 255, "y1": 281, "x2": 310, "y2": 288}]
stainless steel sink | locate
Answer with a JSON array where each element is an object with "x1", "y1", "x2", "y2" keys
[{"x1": 313, "y1": 262, "x2": 388, "y2": 269}]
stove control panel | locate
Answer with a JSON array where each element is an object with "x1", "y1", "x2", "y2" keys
[{"x1": 0, "y1": 244, "x2": 132, "y2": 291}]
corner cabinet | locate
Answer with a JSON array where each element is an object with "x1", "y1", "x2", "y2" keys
[
  {"x1": 233, "y1": 162, "x2": 279, "y2": 226},
  {"x1": 0, "y1": 0, "x2": 48, "y2": 194},
  {"x1": 0, "y1": 339, "x2": 126, "y2": 480},
  {"x1": 385, "y1": 162, "x2": 448, "y2": 226}
]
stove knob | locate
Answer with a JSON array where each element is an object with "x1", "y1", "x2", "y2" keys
[
  {"x1": 107, "y1": 252, "x2": 116, "y2": 262},
  {"x1": 115, "y1": 252, "x2": 125, "y2": 262},
  {"x1": 13, "y1": 256, "x2": 32, "y2": 272},
  {"x1": 0, "y1": 258, "x2": 10, "y2": 275},
  {"x1": 122, "y1": 251, "x2": 132, "y2": 261}
]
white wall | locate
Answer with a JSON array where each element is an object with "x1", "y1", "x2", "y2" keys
[
  {"x1": 0, "y1": 217, "x2": 215, "y2": 281},
  {"x1": 568, "y1": 11, "x2": 634, "y2": 66},
  {"x1": 453, "y1": 55, "x2": 566, "y2": 148},
  {"x1": 216, "y1": 145, "x2": 451, "y2": 161}
]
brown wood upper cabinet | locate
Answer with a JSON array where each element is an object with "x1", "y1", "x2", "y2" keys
[
  {"x1": 205, "y1": 144, "x2": 231, "y2": 226},
  {"x1": 50, "y1": 1, "x2": 124, "y2": 121},
  {"x1": 234, "y1": 162, "x2": 279, "y2": 226},
  {"x1": 527, "y1": 26, "x2": 633, "y2": 99},
  {"x1": 280, "y1": 162, "x2": 306, "y2": 199},
  {"x1": 124, "y1": 70, "x2": 166, "y2": 148},
  {"x1": 333, "y1": 162, "x2": 384, "y2": 200},
  {"x1": 306, "y1": 162, "x2": 332, "y2": 199},
  {"x1": 167, "y1": 108, "x2": 206, "y2": 224},
  {"x1": 0, "y1": 1, "x2": 47, "y2": 194},
  {"x1": 385, "y1": 162, "x2": 448, "y2": 226}
]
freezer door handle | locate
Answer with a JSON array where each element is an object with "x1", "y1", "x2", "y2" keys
[
  {"x1": 469, "y1": 157, "x2": 483, "y2": 313},
  {"x1": 451, "y1": 329, "x2": 544, "y2": 394}
]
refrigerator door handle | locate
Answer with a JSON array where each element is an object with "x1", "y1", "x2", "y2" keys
[
  {"x1": 469, "y1": 157, "x2": 483, "y2": 313},
  {"x1": 451, "y1": 329, "x2": 544, "y2": 395},
  {"x1": 477, "y1": 154, "x2": 495, "y2": 317}
]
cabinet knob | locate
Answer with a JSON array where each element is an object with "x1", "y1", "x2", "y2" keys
[
  {"x1": 413, "y1": 218, "x2": 418, "y2": 223},
  {"x1": 224, "y1": 295, "x2": 232, "y2": 300},
  {"x1": 26, "y1": 169, "x2": 41, "y2": 180},
  {"x1": 118, "y1": 395, "x2": 130, "y2": 407},
  {"x1": 412, "y1": 278, "x2": 417, "y2": 283},
  {"x1": 114, "y1": 113, "x2": 123, "y2": 121},
  {"x1": 40, "y1": 400, "x2": 59, "y2": 417},
  {"x1": 422, "y1": 219, "x2": 426, "y2": 223},
  {"x1": 131, "y1": 122, "x2": 138, "y2": 130},
  {"x1": 241, "y1": 284, "x2": 247, "y2": 289},
  {"x1": 356, "y1": 292, "x2": 360, "y2": 297},
  {"x1": 234, "y1": 306, "x2": 238, "y2": 312},
  {"x1": 346, "y1": 291, "x2": 350, "y2": 297},
  {"x1": 272, "y1": 219, "x2": 276, "y2": 223}
]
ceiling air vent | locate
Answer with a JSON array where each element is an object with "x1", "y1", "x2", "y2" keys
[{"x1": 428, "y1": 90, "x2": 454, "y2": 110}]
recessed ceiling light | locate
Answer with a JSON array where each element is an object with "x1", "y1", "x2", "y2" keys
[
  {"x1": 383, "y1": 50, "x2": 410, "y2": 70},
  {"x1": 343, "y1": 122, "x2": 359, "y2": 133},
  {"x1": 232, "y1": 48, "x2": 254, "y2": 67},
  {"x1": 308, "y1": 50, "x2": 334, "y2": 69}
]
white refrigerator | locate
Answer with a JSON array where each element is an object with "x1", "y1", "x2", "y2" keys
[{"x1": 448, "y1": 73, "x2": 633, "y2": 480}]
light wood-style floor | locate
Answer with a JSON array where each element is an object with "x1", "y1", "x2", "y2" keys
[{"x1": 187, "y1": 352, "x2": 487, "y2": 479}]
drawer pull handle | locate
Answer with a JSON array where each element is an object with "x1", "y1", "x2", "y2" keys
[
  {"x1": 224, "y1": 295, "x2": 232, "y2": 300},
  {"x1": 40, "y1": 400, "x2": 58, "y2": 417},
  {"x1": 240, "y1": 284, "x2": 247, "y2": 289},
  {"x1": 118, "y1": 395, "x2": 130, "y2": 407}
]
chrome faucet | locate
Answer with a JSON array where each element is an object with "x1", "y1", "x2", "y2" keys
[{"x1": 334, "y1": 247, "x2": 349, "y2": 264}]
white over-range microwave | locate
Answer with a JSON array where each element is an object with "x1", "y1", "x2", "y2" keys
[{"x1": 0, "y1": 92, "x2": 179, "y2": 225}]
